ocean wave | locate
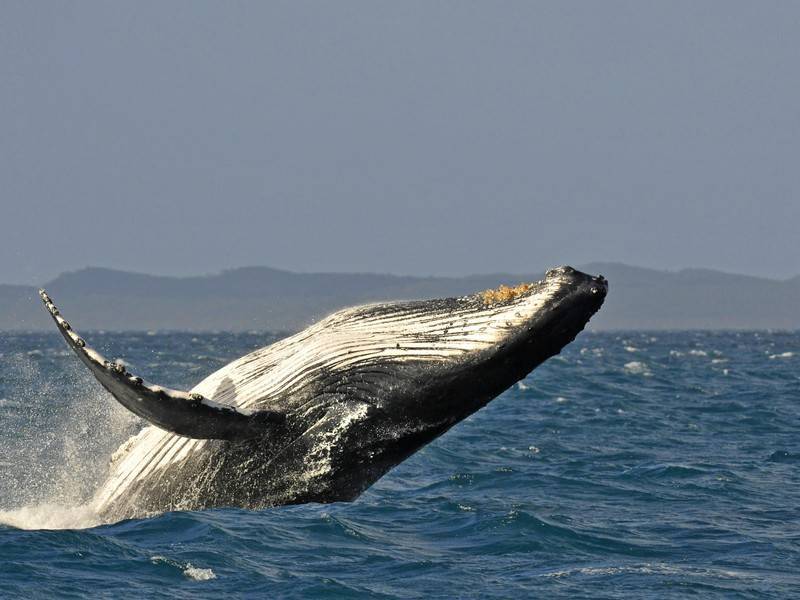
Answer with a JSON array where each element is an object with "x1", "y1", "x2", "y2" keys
[{"x1": 2, "y1": 330, "x2": 799, "y2": 597}]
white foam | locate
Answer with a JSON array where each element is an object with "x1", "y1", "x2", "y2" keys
[
  {"x1": 769, "y1": 352, "x2": 794, "y2": 359},
  {"x1": 0, "y1": 502, "x2": 101, "y2": 530},
  {"x1": 541, "y1": 562, "x2": 753, "y2": 580},
  {"x1": 688, "y1": 349, "x2": 707, "y2": 357},
  {"x1": 623, "y1": 361, "x2": 651, "y2": 376},
  {"x1": 151, "y1": 556, "x2": 217, "y2": 581},
  {"x1": 580, "y1": 347, "x2": 604, "y2": 356},
  {"x1": 184, "y1": 565, "x2": 217, "y2": 581}
]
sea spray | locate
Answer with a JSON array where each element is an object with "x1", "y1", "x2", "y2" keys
[{"x1": 0, "y1": 344, "x2": 139, "y2": 529}]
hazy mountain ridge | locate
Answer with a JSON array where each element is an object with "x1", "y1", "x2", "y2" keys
[{"x1": 1, "y1": 263, "x2": 797, "y2": 331}]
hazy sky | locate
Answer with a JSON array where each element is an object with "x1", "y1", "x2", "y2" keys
[{"x1": 2, "y1": 1, "x2": 798, "y2": 284}]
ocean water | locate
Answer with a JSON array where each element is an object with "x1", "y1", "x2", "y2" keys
[{"x1": 0, "y1": 330, "x2": 798, "y2": 598}]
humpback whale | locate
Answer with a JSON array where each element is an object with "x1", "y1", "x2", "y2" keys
[{"x1": 40, "y1": 266, "x2": 606, "y2": 523}]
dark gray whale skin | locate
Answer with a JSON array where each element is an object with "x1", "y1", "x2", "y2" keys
[{"x1": 40, "y1": 266, "x2": 607, "y2": 522}]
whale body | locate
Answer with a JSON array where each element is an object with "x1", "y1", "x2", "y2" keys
[{"x1": 40, "y1": 266, "x2": 607, "y2": 523}]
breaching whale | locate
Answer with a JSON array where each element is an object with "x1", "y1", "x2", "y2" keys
[{"x1": 40, "y1": 266, "x2": 606, "y2": 523}]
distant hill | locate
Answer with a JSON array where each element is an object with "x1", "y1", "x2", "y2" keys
[{"x1": 1, "y1": 263, "x2": 798, "y2": 331}]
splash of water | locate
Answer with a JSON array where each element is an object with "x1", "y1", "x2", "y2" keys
[
  {"x1": 0, "y1": 502, "x2": 102, "y2": 530},
  {"x1": 0, "y1": 349, "x2": 139, "y2": 530}
]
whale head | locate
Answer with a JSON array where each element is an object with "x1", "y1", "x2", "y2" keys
[{"x1": 275, "y1": 266, "x2": 608, "y2": 502}]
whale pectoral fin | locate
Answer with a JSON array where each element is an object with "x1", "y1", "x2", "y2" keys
[{"x1": 39, "y1": 290, "x2": 284, "y2": 441}]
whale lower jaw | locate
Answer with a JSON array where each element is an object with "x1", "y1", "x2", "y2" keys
[{"x1": 41, "y1": 266, "x2": 607, "y2": 522}]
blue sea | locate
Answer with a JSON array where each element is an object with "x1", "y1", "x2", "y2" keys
[{"x1": 0, "y1": 330, "x2": 798, "y2": 598}]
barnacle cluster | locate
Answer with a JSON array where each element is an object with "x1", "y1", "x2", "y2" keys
[{"x1": 480, "y1": 282, "x2": 534, "y2": 305}]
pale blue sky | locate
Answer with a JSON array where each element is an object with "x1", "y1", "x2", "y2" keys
[{"x1": 2, "y1": 1, "x2": 798, "y2": 284}]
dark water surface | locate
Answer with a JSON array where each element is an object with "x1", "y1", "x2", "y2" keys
[{"x1": 0, "y1": 331, "x2": 798, "y2": 598}]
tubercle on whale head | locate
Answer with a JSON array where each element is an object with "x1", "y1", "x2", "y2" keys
[
  {"x1": 479, "y1": 266, "x2": 607, "y2": 308},
  {"x1": 481, "y1": 282, "x2": 535, "y2": 305},
  {"x1": 486, "y1": 266, "x2": 608, "y2": 366}
]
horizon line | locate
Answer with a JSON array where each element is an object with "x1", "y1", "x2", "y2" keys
[
  {"x1": 2, "y1": 260, "x2": 799, "y2": 287},
  {"x1": 20, "y1": 260, "x2": 800, "y2": 287}
]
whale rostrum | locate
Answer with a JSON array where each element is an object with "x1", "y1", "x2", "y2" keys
[{"x1": 40, "y1": 266, "x2": 607, "y2": 523}]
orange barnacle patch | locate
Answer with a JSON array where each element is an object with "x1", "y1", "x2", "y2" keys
[{"x1": 481, "y1": 282, "x2": 534, "y2": 305}]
